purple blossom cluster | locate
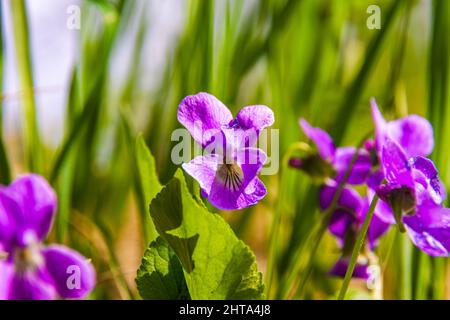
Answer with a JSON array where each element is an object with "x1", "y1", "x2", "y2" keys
[{"x1": 290, "y1": 99, "x2": 450, "y2": 279}]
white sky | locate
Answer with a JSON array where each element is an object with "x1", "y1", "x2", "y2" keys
[{"x1": 2, "y1": 0, "x2": 183, "y2": 147}]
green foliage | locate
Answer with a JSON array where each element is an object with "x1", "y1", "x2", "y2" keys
[
  {"x1": 136, "y1": 237, "x2": 190, "y2": 300},
  {"x1": 9, "y1": 0, "x2": 42, "y2": 173},
  {"x1": 148, "y1": 170, "x2": 265, "y2": 300},
  {"x1": 134, "y1": 135, "x2": 162, "y2": 243},
  {"x1": 136, "y1": 135, "x2": 163, "y2": 209}
]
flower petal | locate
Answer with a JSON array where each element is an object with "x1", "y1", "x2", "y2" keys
[
  {"x1": 410, "y1": 156, "x2": 446, "y2": 205},
  {"x1": 2, "y1": 174, "x2": 57, "y2": 247},
  {"x1": 371, "y1": 98, "x2": 434, "y2": 158},
  {"x1": 0, "y1": 191, "x2": 22, "y2": 250},
  {"x1": 234, "y1": 105, "x2": 274, "y2": 147},
  {"x1": 328, "y1": 209, "x2": 355, "y2": 243},
  {"x1": 236, "y1": 148, "x2": 267, "y2": 181},
  {"x1": 2, "y1": 265, "x2": 57, "y2": 300},
  {"x1": 42, "y1": 245, "x2": 96, "y2": 299},
  {"x1": 329, "y1": 257, "x2": 370, "y2": 280},
  {"x1": 319, "y1": 183, "x2": 364, "y2": 243},
  {"x1": 208, "y1": 176, "x2": 267, "y2": 210},
  {"x1": 182, "y1": 154, "x2": 221, "y2": 196},
  {"x1": 332, "y1": 147, "x2": 372, "y2": 184},
  {"x1": 207, "y1": 148, "x2": 267, "y2": 210},
  {"x1": 319, "y1": 183, "x2": 364, "y2": 214},
  {"x1": 368, "y1": 186, "x2": 396, "y2": 225},
  {"x1": 0, "y1": 261, "x2": 14, "y2": 299},
  {"x1": 371, "y1": 98, "x2": 388, "y2": 156},
  {"x1": 380, "y1": 138, "x2": 415, "y2": 189},
  {"x1": 178, "y1": 93, "x2": 233, "y2": 148},
  {"x1": 183, "y1": 149, "x2": 267, "y2": 210},
  {"x1": 387, "y1": 115, "x2": 434, "y2": 158},
  {"x1": 300, "y1": 118, "x2": 335, "y2": 161},
  {"x1": 403, "y1": 205, "x2": 450, "y2": 256}
]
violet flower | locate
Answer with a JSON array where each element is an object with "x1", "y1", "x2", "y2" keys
[
  {"x1": 320, "y1": 182, "x2": 391, "y2": 279},
  {"x1": 178, "y1": 92, "x2": 274, "y2": 210},
  {"x1": 370, "y1": 99, "x2": 450, "y2": 256},
  {"x1": 289, "y1": 119, "x2": 372, "y2": 185},
  {"x1": 375, "y1": 138, "x2": 450, "y2": 256},
  {"x1": 0, "y1": 174, "x2": 96, "y2": 299}
]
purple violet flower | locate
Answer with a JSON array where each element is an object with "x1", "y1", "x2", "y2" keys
[
  {"x1": 375, "y1": 138, "x2": 450, "y2": 256},
  {"x1": 289, "y1": 119, "x2": 372, "y2": 184},
  {"x1": 178, "y1": 92, "x2": 274, "y2": 210},
  {"x1": 320, "y1": 181, "x2": 390, "y2": 278},
  {"x1": 0, "y1": 174, "x2": 96, "y2": 300},
  {"x1": 370, "y1": 99, "x2": 450, "y2": 256}
]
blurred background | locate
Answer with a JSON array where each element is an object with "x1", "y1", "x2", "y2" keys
[{"x1": 1, "y1": 0, "x2": 449, "y2": 299}]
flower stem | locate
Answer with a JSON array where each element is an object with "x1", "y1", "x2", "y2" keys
[
  {"x1": 337, "y1": 194, "x2": 379, "y2": 300},
  {"x1": 10, "y1": 0, "x2": 42, "y2": 173},
  {"x1": 279, "y1": 131, "x2": 373, "y2": 299},
  {"x1": 265, "y1": 141, "x2": 313, "y2": 297}
]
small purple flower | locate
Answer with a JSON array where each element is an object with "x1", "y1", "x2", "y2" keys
[
  {"x1": 369, "y1": 99, "x2": 450, "y2": 256},
  {"x1": 0, "y1": 174, "x2": 96, "y2": 300},
  {"x1": 320, "y1": 181, "x2": 390, "y2": 278},
  {"x1": 178, "y1": 92, "x2": 274, "y2": 210},
  {"x1": 375, "y1": 138, "x2": 450, "y2": 256},
  {"x1": 289, "y1": 119, "x2": 372, "y2": 184}
]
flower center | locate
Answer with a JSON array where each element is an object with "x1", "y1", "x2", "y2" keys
[
  {"x1": 217, "y1": 163, "x2": 244, "y2": 191},
  {"x1": 14, "y1": 243, "x2": 43, "y2": 272}
]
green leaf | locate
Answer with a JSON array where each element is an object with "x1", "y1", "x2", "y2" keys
[
  {"x1": 150, "y1": 169, "x2": 265, "y2": 300},
  {"x1": 136, "y1": 135, "x2": 162, "y2": 207},
  {"x1": 136, "y1": 237, "x2": 190, "y2": 300}
]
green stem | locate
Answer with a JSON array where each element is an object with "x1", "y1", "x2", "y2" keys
[
  {"x1": 0, "y1": 1, "x2": 11, "y2": 184},
  {"x1": 337, "y1": 194, "x2": 379, "y2": 300},
  {"x1": 279, "y1": 131, "x2": 373, "y2": 299},
  {"x1": 291, "y1": 212, "x2": 331, "y2": 298},
  {"x1": 265, "y1": 142, "x2": 314, "y2": 297},
  {"x1": 10, "y1": 0, "x2": 42, "y2": 173}
]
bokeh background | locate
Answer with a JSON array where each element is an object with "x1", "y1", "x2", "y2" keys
[{"x1": 1, "y1": 0, "x2": 449, "y2": 299}]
